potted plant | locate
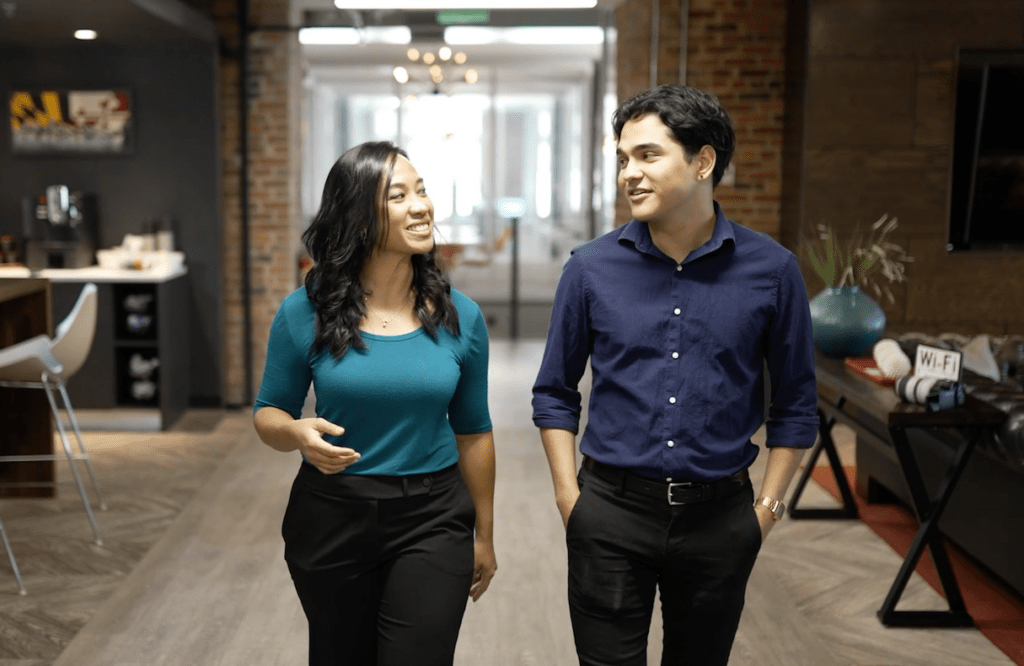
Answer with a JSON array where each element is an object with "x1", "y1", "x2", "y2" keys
[{"x1": 805, "y1": 214, "x2": 912, "y2": 357}]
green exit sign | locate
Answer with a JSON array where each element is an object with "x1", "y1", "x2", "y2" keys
[{"x1": 436, "y1": 9, "x2": 490, "y2": 25}]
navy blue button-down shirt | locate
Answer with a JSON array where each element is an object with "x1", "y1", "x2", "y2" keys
[{"x1": 532, "y1": 203, "x2": 819, "y2": 482}]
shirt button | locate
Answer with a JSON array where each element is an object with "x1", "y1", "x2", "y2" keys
[
  {"x1": 673, "y1": 308, "x2": 681, "y2": 315},
  {"x1": 669, "y1": 397, "x2": 676, "y2": 404},
  {"x1": 667, "y1": 440, "x2": 674, "y2": 448},
  {"x1": 672, "y1": 352, "x2": 679, "y2": 359},
  {"x1": 676, "y1": 264, "x2": 682, "y2": 272}
]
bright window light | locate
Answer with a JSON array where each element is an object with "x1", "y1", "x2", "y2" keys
[
  {"x1": 335, "y1": 1, "x2": 595, "y2": 8},
  {"x1": 74, "y1": 29, "x2": 98, "y2": 40},
  {"x1": 536, "y1": 141, "x2": 552, "y2": 219},
  {"x1": 299, "y1": 28, "x2": 358, "y2": 45},
  {"x1": 497, "y1": 197, "x2": 526, "y2": 219},
  {"x1": 445, "y1": 26, "x2": 604, "y2": 46},
  {"x1": 299, "y1": 26, "x2": 411, "y2": 45}
]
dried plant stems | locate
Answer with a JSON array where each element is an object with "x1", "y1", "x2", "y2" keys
[{"x1": 806, "y1": 214, "x2": 913, "y2": 304}]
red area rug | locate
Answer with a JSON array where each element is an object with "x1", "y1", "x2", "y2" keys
[{"x1": 810, "y1": 466, "x2": 1024, "y2": 665}]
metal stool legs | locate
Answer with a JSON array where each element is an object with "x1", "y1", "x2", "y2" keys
[
  {"x1": 0, "y1": 374, "x2": 104, "y2": 546},
  {"x1": 0, "y1": 515, "x2": 26, "y2": 595},
  {"x1": 45, "y1": 379, "x2": 103, "y2": 544},
  {"x1": 56, "y1": 380, "x2": 107, "y2": 512}
]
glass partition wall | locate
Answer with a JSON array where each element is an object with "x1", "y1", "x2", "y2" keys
[{"x1": 303, "y1": 57, "x2": 616, "y2": 337}]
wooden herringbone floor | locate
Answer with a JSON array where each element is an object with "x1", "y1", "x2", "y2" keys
[{"x1": 0, "y1": 341, "x2": 1015, "y2": 665}]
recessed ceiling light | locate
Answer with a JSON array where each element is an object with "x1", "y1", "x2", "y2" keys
[
  {"x1": 445, "y1": 26, "x2": 605, "y2": 46},
  {"x1": 334, "y1": 1, "x2": 596, "y2": 7},
  {"x1": 74, "y1": 29, "x2": 98, "y2": 41},
  {"x1": 298, "y1": 26, "x2": 411, "y2": 45}
]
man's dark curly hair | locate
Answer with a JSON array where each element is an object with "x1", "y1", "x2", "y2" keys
[
  {"x1": 301, "y1": 141, "x2": 459, "y2": 360},
  {"x1": 612, "y1": 84, "x2": 736, "y2": 187}
]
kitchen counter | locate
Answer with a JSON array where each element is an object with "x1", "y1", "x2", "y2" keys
[{"x1": 0, "y1": 265, "x2": 187, "y2": 283}]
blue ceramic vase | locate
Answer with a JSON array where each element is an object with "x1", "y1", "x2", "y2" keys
[{"x1": 808, "y1": 286, "x2": 886, "y2": 358}]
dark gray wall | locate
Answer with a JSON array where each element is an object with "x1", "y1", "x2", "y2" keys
[{"x1": 0, "y1": 44, "x2": 222, "y2": 404}]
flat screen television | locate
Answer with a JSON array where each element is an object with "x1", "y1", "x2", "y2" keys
[{"x1": 948, "y1": 46, "x2": 1024, "y2": 251}]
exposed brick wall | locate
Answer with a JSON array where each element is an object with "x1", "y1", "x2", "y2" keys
[
  {"x1": 615, "y1": 0, "x2": 790, "y2": 243},
  {"x1": 617, "y1": 0, "x2": 1024, "y2": 336},
  {"x1": 799, "y1": 0, "x2": 1024, "y2": 335},
  {"x1": 200, "y1": 0, "x2": 302, "y2": 405}
]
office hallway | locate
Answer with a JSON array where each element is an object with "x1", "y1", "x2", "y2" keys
[{"x1": 0, "y1": 341, "x2": 1013, "y2": 665}]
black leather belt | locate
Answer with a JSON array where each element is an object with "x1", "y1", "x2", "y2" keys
[{"x1": 583, "y1": 456, "x2": 750, "y2": 505}]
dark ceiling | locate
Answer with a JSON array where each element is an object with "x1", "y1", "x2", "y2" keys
[
  {"x1": 0, "y1": 0, "x2": 217, "y2": 47},
  {"x1": 0, "y1": 1, "x2": 613, "y2": 49}
]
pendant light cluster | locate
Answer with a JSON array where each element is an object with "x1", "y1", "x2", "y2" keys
[{"x1": 393, "y1": 45, "x2": 479, "y2": 87}]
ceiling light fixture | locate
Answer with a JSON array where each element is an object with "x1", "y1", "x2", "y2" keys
[
  {"x1": 394, "y1": 47, "x2": 479, "y2": 89},
  {"x1": 334, "y1": 1, "x2": 596, "y2": 8},
  {"x1": 445, "y1": 26, "x2": 604, "y2": 46},
  {"x1": 74, "y1": 29, "x2": 98, "y2": 41},
  {"x1": 298, "y1": 26, "x2": 411, "y2": 45}
]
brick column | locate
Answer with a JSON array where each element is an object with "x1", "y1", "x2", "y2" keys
[{"x1": 213, "y1": 0, "x2": 302, "y2": 405}]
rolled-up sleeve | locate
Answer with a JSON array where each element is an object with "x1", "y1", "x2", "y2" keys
[
  {"x1": 764, "y1": 255, "x2": 819, "y2": 449},
  {"x1": 532, "y1": 254, "x2": 591, "y2": 434},
  {"x1": 253, "y1": 301, "x2": 312, "y2": 419}
]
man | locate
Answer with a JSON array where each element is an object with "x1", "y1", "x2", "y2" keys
[{"x1": 532, "y1": 84, "x2": 819, "y2": 665}]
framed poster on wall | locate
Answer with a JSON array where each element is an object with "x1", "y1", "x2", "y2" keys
[{"x1": 8, "y1": 89, "x2": 133, "y2": 156}]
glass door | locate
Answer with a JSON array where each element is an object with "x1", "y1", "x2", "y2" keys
[{"x1": 303, "y1": 69, "x2": 610, "y2": 338}]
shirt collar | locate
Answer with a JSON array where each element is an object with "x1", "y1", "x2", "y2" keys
[{"x1": 618, "y1": 201, "x2": 736, "y2": 264}]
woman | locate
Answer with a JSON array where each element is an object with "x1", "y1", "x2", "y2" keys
[{"x1": 253, "y1": 141, "x2": 497, "y2": 665}]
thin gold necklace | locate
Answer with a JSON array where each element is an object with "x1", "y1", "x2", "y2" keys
[
  {"x1": 365, "y1": 294, "x2": 412, "y2": 329},
  {"x1": 367, "y1": 304, "x2": 393, "y2": 328}
]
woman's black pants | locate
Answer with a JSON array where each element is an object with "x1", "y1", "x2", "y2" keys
[
  {"x1": 282, "y1": 461, "x2": 476, "y2": 666},
  {"x1": 566, "y1": 462, "x2": 763, "y2": 666}
]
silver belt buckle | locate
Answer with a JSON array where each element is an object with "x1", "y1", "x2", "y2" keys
[{"x1": 666, "y1": 481, "x2": 693, "y2": 505}]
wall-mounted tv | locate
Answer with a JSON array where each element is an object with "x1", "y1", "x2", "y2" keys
[{"x1": 948, "y1": 46, "x2": 1024, "y2": 251}]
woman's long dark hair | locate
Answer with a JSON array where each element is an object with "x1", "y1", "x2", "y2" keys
[{"x1": 302, "y1": 141, "x2": 459, "y2": 359}]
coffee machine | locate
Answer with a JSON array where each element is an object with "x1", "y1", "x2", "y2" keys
[{"x1": 22, "y1": 185, "x2": 98, "y2": 269}]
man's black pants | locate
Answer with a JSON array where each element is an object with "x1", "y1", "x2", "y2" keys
[
  {"x1": 282, "y1": 461, "x2": 476, "y2": 666},
  {"x1": 566, "y1": 463, "x2": 762, "y2": 666}
]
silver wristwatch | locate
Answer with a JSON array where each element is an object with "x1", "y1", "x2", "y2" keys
[{"x1": 756, "y1": 496, "x2": 785, "y2": 521}]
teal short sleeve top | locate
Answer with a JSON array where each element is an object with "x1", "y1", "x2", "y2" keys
[{"x1": 254, "y1": 287, "x2": 492, "y2": 476}]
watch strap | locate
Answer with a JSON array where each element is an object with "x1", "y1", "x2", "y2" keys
[{"x1": 756, "y1": 496, "x2": 785, "y2": 521}]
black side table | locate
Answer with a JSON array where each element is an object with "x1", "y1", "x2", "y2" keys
[{"x1": 878, "y1": 397, "x2": 1007, "y2": 627}]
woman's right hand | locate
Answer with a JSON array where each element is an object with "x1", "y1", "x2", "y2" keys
[{"x1": 290, "y1": 417, "x2": 360, "y2": 474}]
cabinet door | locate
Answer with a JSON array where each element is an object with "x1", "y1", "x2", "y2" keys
[
  {"x1": 53, "y1": 282, "x2": 115, "y2": 409},
  {"x1": 156, "y1": 276, "x2": 189, "y2": 428}
]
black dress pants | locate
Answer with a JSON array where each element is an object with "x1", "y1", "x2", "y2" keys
[
  {"x1": 566, "y1": 464, "x2": 762, "y2": 666},
  {"x1": 282, "y1": 461, "x2": 476, "y2": 666}
]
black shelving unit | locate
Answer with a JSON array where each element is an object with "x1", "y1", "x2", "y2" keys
[{"x1": 113, "y1": 283, "x2": 161, "y2": 408}]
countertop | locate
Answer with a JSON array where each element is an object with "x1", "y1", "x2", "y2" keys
[{"x1": 0, "y1": 265, "x2": 187, "y2": 283}]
